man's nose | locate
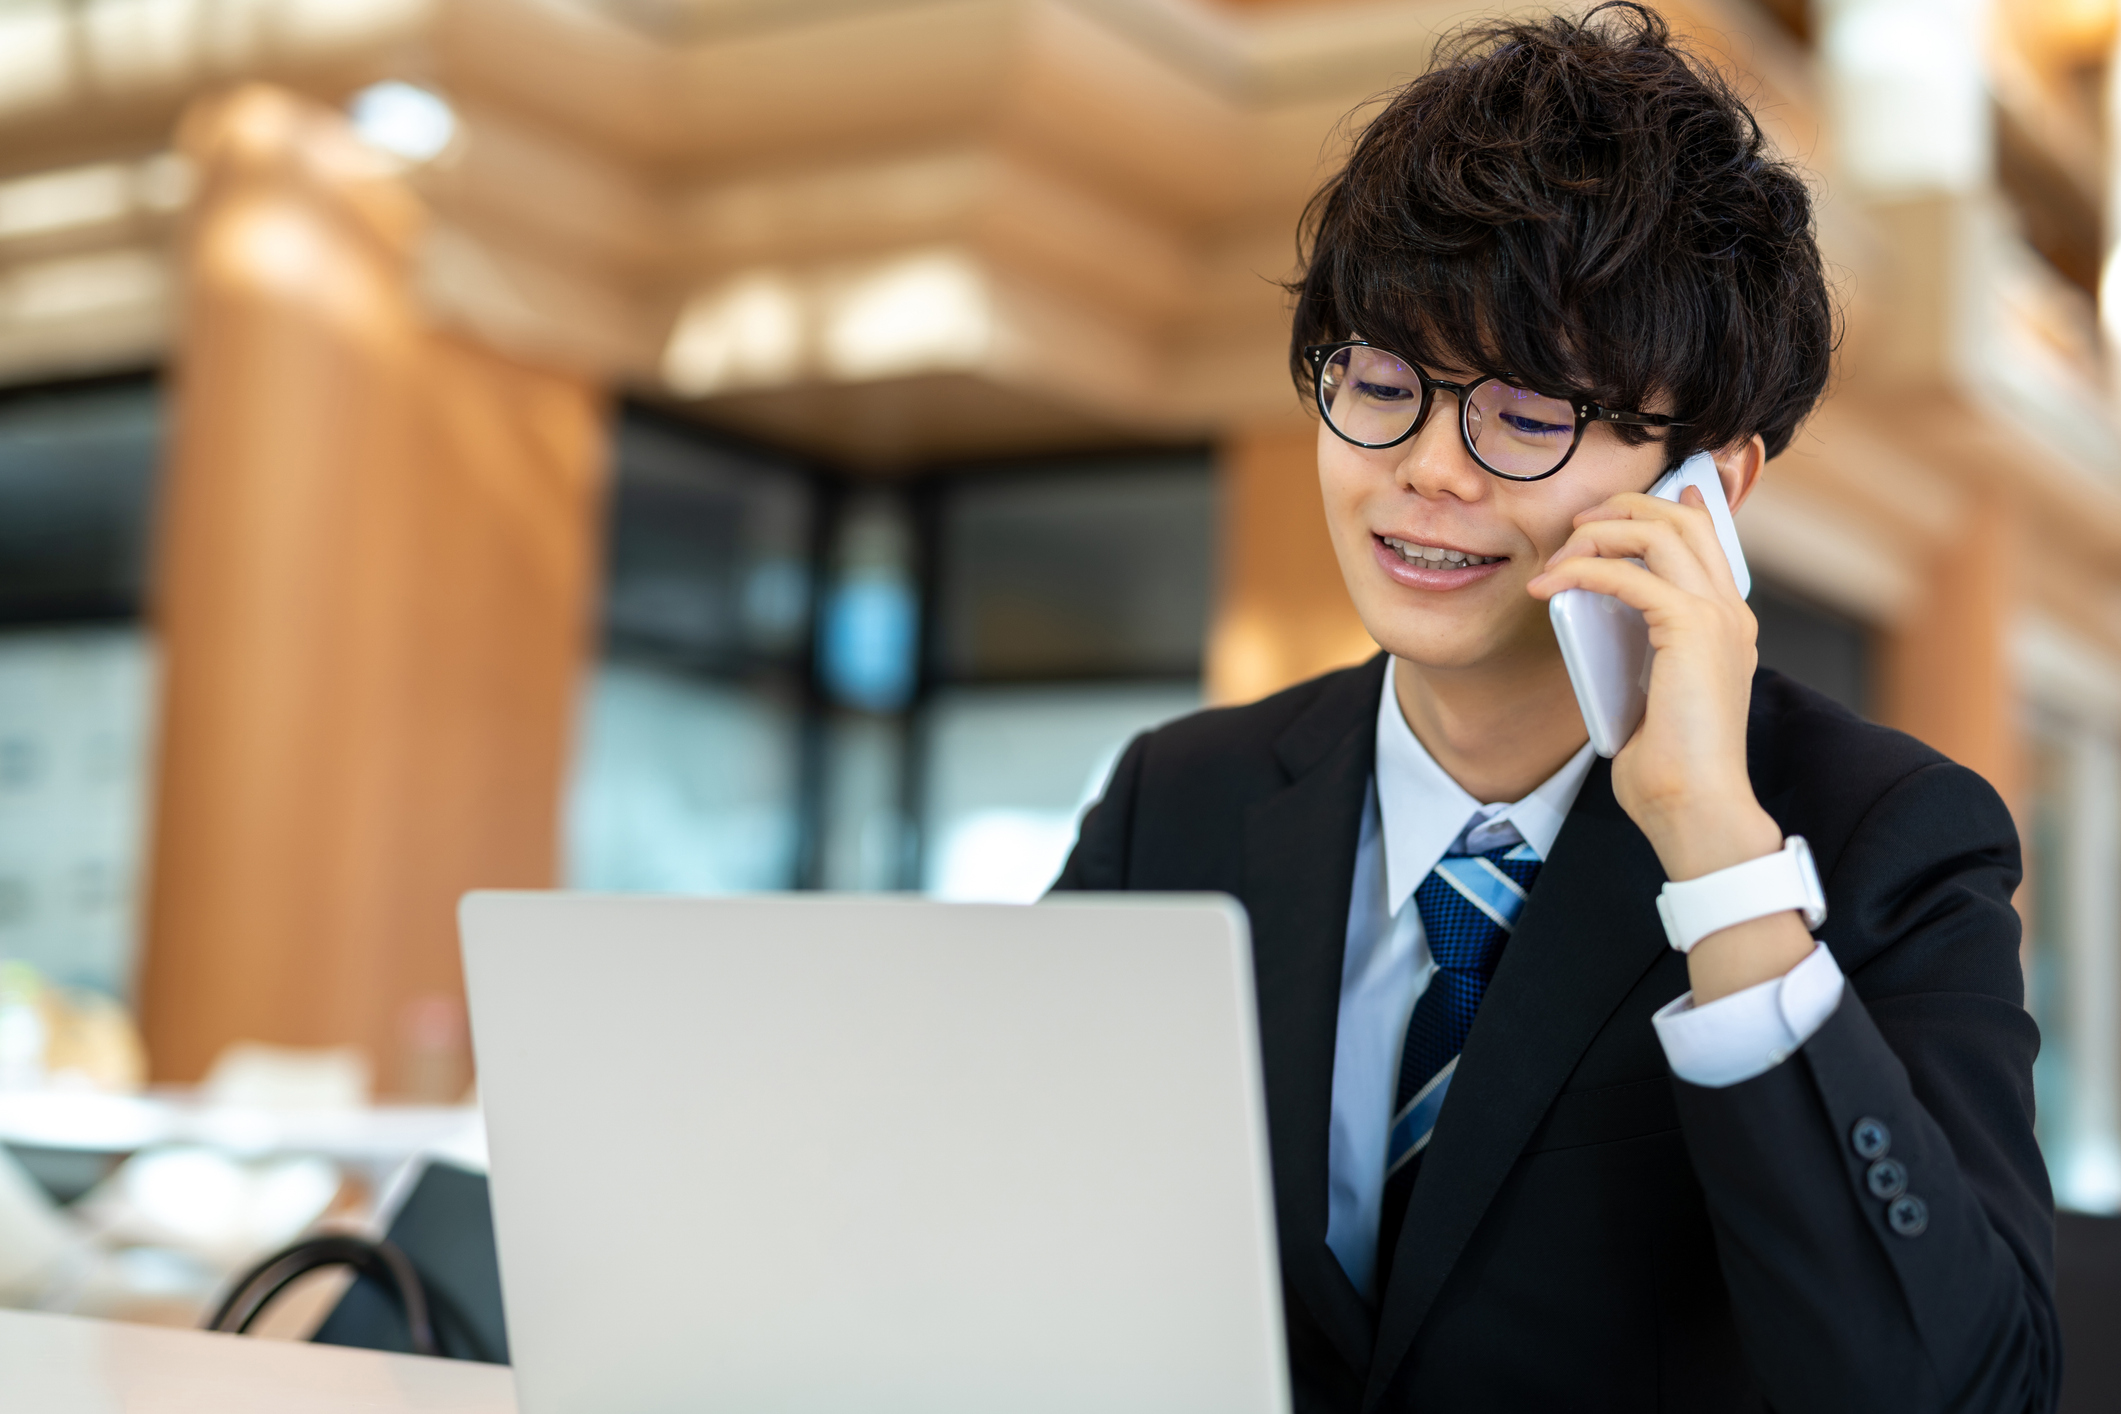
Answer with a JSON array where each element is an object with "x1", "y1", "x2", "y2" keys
[{"x1": 1395, "y1": 390, "x2": 1487, "y2": 499}]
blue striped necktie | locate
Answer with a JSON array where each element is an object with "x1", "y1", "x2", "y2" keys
[{"x1": 1385, "y1": 841, "x2": 1542, "y2": 1180}]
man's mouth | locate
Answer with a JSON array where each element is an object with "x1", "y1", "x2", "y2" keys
[{"x1": 1378, "y1": 535, "x2": 1503, "y2": 568}]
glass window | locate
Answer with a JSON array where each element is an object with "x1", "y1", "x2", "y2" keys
[
  {"x1": 600, "y1": 412, "x2": 813, "y2": 671},
  {"x1": 565, "y1": 664, "x2": 805, "y2": 893},
  {"x1": 571, "y1": 440, "x2": 1219, "y2": 898},
  {"x1": 0, "y1": 377, "x2": 162, "y2": 997},
  {"x1": 0, "y1": 629, "x2": 155, "y2": 996},
  {"x1": 2029, "y1": 722, "x2": 2075, "y2": 1176},
  {"x1": 0, "y1": 378, "x2": 160, "y2": 627},
  {"x1": 1752, "y1": 579, "x2": 1871, "y2": 714},
  {"x1": 919, "y1": 682, "x2": 1200, "y2": 902},
  {"x1": 915, "y1": 451, "x2": 1215, "y2": 900},
  {"x1": 815, "y1": 711, "x2": 910, "y2": 891},
  {"x1": 929, "y1": 456, "x2": 1215, "y2": 683},
  {"x1": 563, "y1": 410, "x2": 817, "y2": 893},
  {"x1": 2026, "y1": 712, "x2": 2121, "y2": 1212}
]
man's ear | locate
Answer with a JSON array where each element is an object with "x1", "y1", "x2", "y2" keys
[{"x1": 1713, "y1": 434, "x2": 1767, "y2": 513}]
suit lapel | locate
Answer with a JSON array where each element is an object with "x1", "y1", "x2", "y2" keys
[
  {"x1": 1362, "y1": 757, "x2": 1669, "y2": 1409},
  {"x1": 1242, "y1": 654, "x2": 1386, "y2": 1376}
]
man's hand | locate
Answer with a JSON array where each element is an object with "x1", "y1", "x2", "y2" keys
[{"x1": 1526, "y1": 486, "x2": 1813, "y2": 1002}]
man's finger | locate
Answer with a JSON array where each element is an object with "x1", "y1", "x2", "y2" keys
[{"x1": 1543, "y1": 518, "x2": 1723, "y2": 600}]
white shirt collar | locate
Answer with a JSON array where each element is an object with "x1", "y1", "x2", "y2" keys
[{"x1": 1374, "y1": 656, "x2": 1598, "y2": 915}]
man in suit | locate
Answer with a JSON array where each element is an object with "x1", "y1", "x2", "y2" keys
[{"x1": 1055, "y1": 6, "x2": 2058, "y2": 1411}]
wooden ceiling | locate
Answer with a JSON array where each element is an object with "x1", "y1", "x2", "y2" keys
[{"x1": 0, "y1": 0, "x2": 1952, "y2": 472}]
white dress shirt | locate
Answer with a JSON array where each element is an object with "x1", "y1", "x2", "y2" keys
[{"x1": 1324, "y1": 659, "x2": 1845, "y2": 1298}]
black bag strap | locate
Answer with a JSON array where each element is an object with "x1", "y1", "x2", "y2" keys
[{"x1": 206, "y1": 1234, "x2": 438, "y2": 1357}]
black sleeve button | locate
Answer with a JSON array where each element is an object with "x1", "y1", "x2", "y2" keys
[
  {"x1": 1866, "y1": 1157, "x2": 1907, "y2": 1200},
  {"x1": 1887, "y1": 1194, "x2": 1928, "y2": 1237},
  {"x1": 1852, "y1": 1117, "x2": 1891, "y2": 1160}
]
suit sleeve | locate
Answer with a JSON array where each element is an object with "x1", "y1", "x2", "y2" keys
[
  {"x1": 1671, "y1": 761, "x2": 2059, "y2": 1414},
  {"x1": 1049, "y1": 732, "x2": 1149, "y2": 892}
]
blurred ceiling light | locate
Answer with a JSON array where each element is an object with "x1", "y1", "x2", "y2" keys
[
  {"x1": 81, "y1": 0, "x2": 198, "y2": 91},
  {"x1": 0, "y1": 1, "x2": 436, "y2": 122},
  {"x1": 663, "y1": 272, "x2": 803, "y2": 396},
  {"x1": 223, "y1": 206, "x2": 335, "y2": 294},
  {"x1": 0, "y1": 2, "x2": 71, "y2": 121},
  {"x1": 1822, "y1": 0, "x2": 1988, "y2": 194},
  {"x1": 349, "y1": 80, "x2": 457, "y2": 164},
  {"x1": 2100, "y1": 245, "x2": 2121, "y2": 349},
  {"x1": 0, "y1": 165, "x2": 131, "y2": 240},
  {"x1": 822, "y1": 250, "x2": 990, "y2": 382},
  {"x1": 283, "y1": 0, "x2": 434, "y2": 50},
  {"x1": 0, "y1": 250, "x2": 166, "y2": 324}
]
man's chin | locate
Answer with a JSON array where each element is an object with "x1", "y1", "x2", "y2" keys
[
  {"x1": 1368, "y1": 632, "x2": 1506, "y2": 674},
  {"x1": 1363, "y1": 610, "x2": 1550, "y2": 676}
]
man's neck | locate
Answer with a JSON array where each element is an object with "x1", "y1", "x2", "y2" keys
[{"x1": 1391, "y1": 648, "x2": 1590, "y2": 804}]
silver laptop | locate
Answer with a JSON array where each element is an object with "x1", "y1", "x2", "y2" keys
[{"x1": 461, "y1": 892, "x2": 1291, "y2": 1414}]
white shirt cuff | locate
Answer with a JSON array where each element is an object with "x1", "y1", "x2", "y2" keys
[{"x1": 1651, "y1": 941, "x2": 1844, "y2": 1088}]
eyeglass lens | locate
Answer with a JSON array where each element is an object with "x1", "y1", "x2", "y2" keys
[{"x1": 1318, "y1": 345, "x2": 1578, "y2": 477}]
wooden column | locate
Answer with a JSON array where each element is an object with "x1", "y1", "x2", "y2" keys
[
  {"x1": 1205, "y1": 421, "x2": 1378, "y2": 705},
  {"x1": 136, "y1": 87, "x2": 608, "y2": 1092},
  {"x1": 1877, "y1": 488, "x2": 2024, "y2": 807}
]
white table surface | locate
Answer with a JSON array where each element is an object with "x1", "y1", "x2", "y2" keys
[
  {"x1": 0, "y1": 1308, "x2": 518, "y2": 1413},
  {"x1": 0, "y1": 1091, "x2": 483, "y2": 1165}
]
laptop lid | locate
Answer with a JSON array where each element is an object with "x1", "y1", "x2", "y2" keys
[{"x1": 461, "y1": 892, "x2": 1290, "y2": 1414}]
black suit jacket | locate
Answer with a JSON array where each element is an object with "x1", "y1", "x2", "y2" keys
[{"x1": 1053, "y1": 656, "x2": 2058, "y2": 1413}]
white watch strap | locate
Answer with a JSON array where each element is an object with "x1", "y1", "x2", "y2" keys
[{"x1": 1656, "y1": 836, "x2": 1827, "y2": 954}]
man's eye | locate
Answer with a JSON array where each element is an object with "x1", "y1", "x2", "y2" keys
[
  {"x1": 1354, "y1": 381, "x2": 1417, "y2": 401},
  {"x1": 1500, "y1": 413, "x2": 1570, "y2": 435}
]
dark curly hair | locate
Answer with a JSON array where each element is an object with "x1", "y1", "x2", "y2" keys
[{"x1": 1289, "y1": 2, "x2": 1834, "y2": 464}]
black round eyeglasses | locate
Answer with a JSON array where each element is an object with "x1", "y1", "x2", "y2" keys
[{"x1": 1303, "y1": 341, "x2": 1690, "y2": 482}]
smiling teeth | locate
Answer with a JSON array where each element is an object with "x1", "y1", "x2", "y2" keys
[{"x1": 1382, "y1": 537, "x2": 1499, "y2": 567}]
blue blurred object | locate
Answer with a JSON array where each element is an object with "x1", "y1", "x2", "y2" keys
[
  {"x1": 819, "y1": 571, "x2": 918, "y2": 713},
  {"x1": 349, "y1": 83, "x2": 457, "y2": 164}
]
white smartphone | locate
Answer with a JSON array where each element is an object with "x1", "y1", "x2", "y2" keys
[{"x1": 1549, "y1": 451, "x2": 1749, "y2": 759}]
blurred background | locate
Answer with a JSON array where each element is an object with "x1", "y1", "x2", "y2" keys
[{"x1": 0, "y1": 0, "x2": 2115, "y2": 1340}]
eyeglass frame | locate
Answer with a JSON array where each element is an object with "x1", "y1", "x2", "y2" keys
[{"x1": 1301, "y1": 340, "x2": 1692, "y2": 482}]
